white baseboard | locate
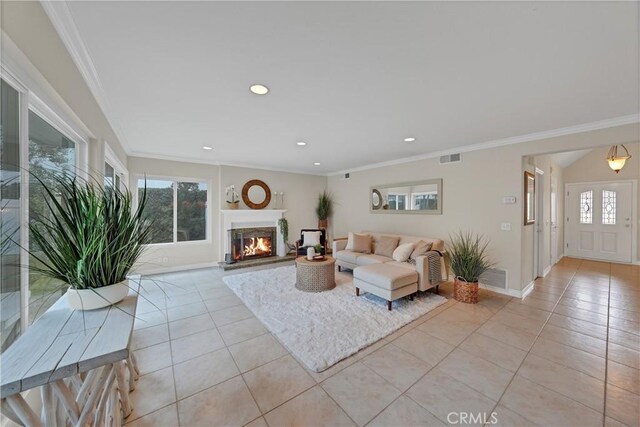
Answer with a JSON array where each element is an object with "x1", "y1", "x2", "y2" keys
[
  {"x1": 521, "y1": 280, "x2": 536, "y2": 299},
  {"x1": 133, "y1": 261, "x2": 219, "y2": 275},
  {"x1": 542, "y1": 265, "x2": 552, "y2": 277},
  {"x1": 478, "y1": 283, "x2": 522, "y2": 298}
]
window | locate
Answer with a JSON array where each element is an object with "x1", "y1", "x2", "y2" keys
[
  {"x1": 104, "y1": 161, "x2": 115, "y2": 188},
  {"x1": 388, "y1": 193, "x2": 407, "y2": 210},
  {"x1": 602, "y1": 190, "x2": 616, "y2": 225},
  {"x1": 1, "y1": 79, "x2": 22, "y2": 350},
  {"x1": 411, "y1": 192, "x2": 438, "y2": 210},
  {"x1": 28, "y1": 110, "x2": 77, "y2": 323},
  {"x1": 579, "y1": 190, "x2": 592, "y2": 224},
  {"x1": 138, "y1": 178, "x2": 208, "y2": 244}
]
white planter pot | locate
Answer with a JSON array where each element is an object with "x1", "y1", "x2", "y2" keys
[
  {"x1": 307, "y1": 247, "x2": 316, "y2": 260},
  {"x1": 66, "y1": 281, "x2": 129, "y2": 310}
]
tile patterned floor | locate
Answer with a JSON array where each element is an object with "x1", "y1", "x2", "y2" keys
[{"x1": 126, "y1": 258, "x2": 639, "y2": 427}]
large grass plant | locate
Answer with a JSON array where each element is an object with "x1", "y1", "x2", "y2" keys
[
  {"x1": 27, "y1": 173, "x2": 150, "y2": 290},
  {"x1": 448, "y1": 231, "x2": 494, "y2": 283},
  {"x1": 316, "y1": 191, "x2": 333, "y2": 221}
]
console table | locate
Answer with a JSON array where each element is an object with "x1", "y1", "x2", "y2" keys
[{"x1": 0, "y1": 279, "x2": 141, "y2": 427}]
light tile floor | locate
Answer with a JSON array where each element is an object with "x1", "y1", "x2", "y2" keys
[{"x1": 126, "y1": 258, "x2": 639, "y2": 427}]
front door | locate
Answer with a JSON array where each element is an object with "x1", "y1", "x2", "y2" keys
[{"x1": 566, "y1": 182, "x2": 633, "y2": 263}]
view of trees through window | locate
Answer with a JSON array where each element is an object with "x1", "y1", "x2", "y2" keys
[
  {"x1": 139, "y1": 179, "x2": 207, "y2": 244},
  {"x1": 28, "y1": 111, "x2": 76, "y2": 323}
]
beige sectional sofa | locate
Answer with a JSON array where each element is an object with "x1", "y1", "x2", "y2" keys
[{"x1": 332, "y1": 231, "x2": 447, "y2": 292}]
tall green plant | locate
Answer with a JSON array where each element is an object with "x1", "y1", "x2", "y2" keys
[
  {"x1": 27, "y1": 173, "x2": 151, "y2": 289},
  {"x1": 447, "y1": 231, "x2": 494, "y2": 283},
  {"x1": 316, "y1": 191, "x2": 333, "y2": 221}
]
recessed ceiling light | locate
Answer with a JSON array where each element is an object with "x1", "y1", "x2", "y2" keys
[
  {"x1": 296, "y1": 141, "x2": 307, "y2": 146},
  {"x1": 202, "y1": 146, "x2": 213, "y2": 150},
  {"x1": 313, "y1": 162, "x2": 321, "y2": 166},
  {"x1": 250, "y1": 84, "x2": 269, "y2": 95},
  {"x1": 404, "y1": 137, "x2": 416, "y2": 143}
]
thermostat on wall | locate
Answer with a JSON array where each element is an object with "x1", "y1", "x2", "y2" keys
[{"x1": 502, "y1": 196, "x2": 516, "y2": 204}]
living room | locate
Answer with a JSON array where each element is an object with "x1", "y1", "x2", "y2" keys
[{"x1": 1, "y1": 1, "x2": 639, "y2": 427}]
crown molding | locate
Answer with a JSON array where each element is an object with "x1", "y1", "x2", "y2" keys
[
  {"x1": 40, "y1": 0, "x2": 130, "y2": 152},
  {"x1": 328, "y1": 114, "x2": 640, "y2": 176},
  {"x1": 128, "y1": 151, "x2": 327, "y2": 177}
]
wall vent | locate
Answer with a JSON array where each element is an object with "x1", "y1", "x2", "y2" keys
[
  {"x1": 439, "y1": 153, "x2": 462, "y2": 164},
  {"x1": 480, "y1": 268, "x2": 507, "y2": 289},
  {"x1": 344, "y1": 173, "x2": 350, "y2": 179}
]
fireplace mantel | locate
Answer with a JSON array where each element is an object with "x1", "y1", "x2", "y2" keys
[{"x1": 220, "y1": 209, "x2": 287, "y2": 260}]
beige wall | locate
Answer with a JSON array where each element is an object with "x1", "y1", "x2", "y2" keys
[
  {"x1": 328, "y1": 123, "x2": 639, "y2": 294},
  {"x1": 128, "y1": 158, "x2": 328, "y2": 273},
  {"x1": 564, "y1": 143, "x2": 640, "y2": 262},
  {"x1": 1, "y1": 1, "x2": 127, "y2": 169}
]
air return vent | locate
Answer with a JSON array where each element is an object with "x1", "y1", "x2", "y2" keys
[
  {"x1": 439, "y1": 153, "x2": 462, "y2": 164},
  {"x1": 479, "y1": 268, "x2": 507, "y2": 290}
]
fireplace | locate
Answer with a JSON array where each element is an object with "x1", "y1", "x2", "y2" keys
[{"x1": 230, "y1": 227, "x2": 277, "y2": 261}]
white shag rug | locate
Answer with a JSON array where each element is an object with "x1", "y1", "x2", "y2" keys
[{"x1": 223, "y1": 265, "x2": 447, "y2": 372}]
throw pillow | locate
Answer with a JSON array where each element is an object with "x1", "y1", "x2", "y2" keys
[
  {"x1": 392, "y1": 242, "x2": 416, "y2": 262},
  {"x1": 374, "y1": 235, "x2": 400, "y2": 258},
  {"x1": 302, "y1": 231, "x2": 321, "y2": 247},
  {"x1": 346, "y1": 232, "x2": 369, "y2": 250},
  {"x1": 351, "y1": 233, "x2": 372, "y2": 254},
  {"x1": 410, "y1": 240, "x2": 433, "y2": 259}
]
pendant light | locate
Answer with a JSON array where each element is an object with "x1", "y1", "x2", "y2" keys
[{"x1": 606, "y1": 144, "x2": 631, "y2": 173}]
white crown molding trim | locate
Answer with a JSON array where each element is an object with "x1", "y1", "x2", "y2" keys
[
  {"x1": 41, "y1": 0, "x2": 130, "y2": 152},
  {"x1": 128, "y1": 151, "x2": 327, "y2": 177},
  {"x1": 328, "y1": 114, "x2": 640, "y2": 176}
]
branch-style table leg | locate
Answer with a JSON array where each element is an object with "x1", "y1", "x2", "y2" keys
[
  {"x1": 114, "y1": 361, "x2": 132, "y2": 417},
  {"x1": 40, "y1": 384, "x2": 55, "y2": 426},
  {"x1": 51, "y1": 380, "x2": 80, "y2": 425},
  {"x1": 4, "y1": 394, "x2": 42, "y2": 427}
]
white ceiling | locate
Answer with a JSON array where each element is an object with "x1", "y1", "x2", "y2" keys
[
  {"x1": 548, "y1": 149, "x2": 593, "y2": 168},
  {"x1": 58, "y1": 1, "x2": 639, "y2": 174}
]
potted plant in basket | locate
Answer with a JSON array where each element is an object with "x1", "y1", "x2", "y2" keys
[
  {"x1": 448, "y1": 231, "x2": 494, "y2": 304},
  {"x1": 226, "y1": 185, "x2": 240, "y2": 209},
  {"x1": 25, "y1": 173, "x2": 151, "y2": 310},
  {"x1": 316, "y1": 191, "x2": 333, "y2": 229}
]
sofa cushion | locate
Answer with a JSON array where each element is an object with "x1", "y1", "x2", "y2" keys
[
  {"x1": 410, "y1": 240, "x2": 433, "y2": 260},
  {"x1": 374, "y1": 235, "x2": 400, "y2": 258},
  {"x1": 354, "y1": 264, "x2": 418, "y2": 290},
  {"x1": 393, "y1": 243, "x2": 415, "y2": 262},
  {"x1": 301, "y1": 231, "x2": 321, "y2": 247},
  {"x1": 386, "y1": 261, "x2": 416, "y2": 270},
  {"x1": 351, "y1": 233, "x2": 372, "y2": 253},
  {"x1": 356, "y1": 254, "x2": 392, "y2": 266},
  {"x1": 335, "y1": 250, "x2": 362, "y2": 265}
]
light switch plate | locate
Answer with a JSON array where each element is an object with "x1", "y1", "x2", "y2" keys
[
  {"x1": 501, "y1": 222, "x2": 511, "y2": 231},
  {"x1": 502, "y1": 196, "x2": 517, "y2": 204}
]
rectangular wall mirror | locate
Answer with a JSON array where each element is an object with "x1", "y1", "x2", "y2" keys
[
  {"x1": 524, "y1": 171, "x2": 535, "y2": 225},
  {"x1": 370, "y1": 179, "x2": 442, "y2": 214}
]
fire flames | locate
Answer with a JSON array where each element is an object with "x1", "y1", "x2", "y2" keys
[{"x1": 243, "y1": 237, "x2": 272, "y2": 257}]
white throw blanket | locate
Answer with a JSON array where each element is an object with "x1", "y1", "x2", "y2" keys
[{"x1": 223, "y1": 265, "x2": 447, "y2": 372}]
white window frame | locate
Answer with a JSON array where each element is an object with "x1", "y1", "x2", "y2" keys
[
  {"x1": 2, "y1": 58, "x2": 90, "y2": 334},
  {"x1": 105, "y1": 142, "x2": 128, "y2": 190},
  {"x1": 135, "y1": 174, "x2": 212, "y2": 246},
  {"x1": 387, "y1": 192, "x2": 408, "y2": 210},
  {"x1": 410, "y1": 191, "x2": 437, "y2": 210}
]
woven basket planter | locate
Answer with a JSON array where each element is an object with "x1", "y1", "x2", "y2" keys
[{"x1": 453, "y1": 277, "x2": 479, "y2": 304}]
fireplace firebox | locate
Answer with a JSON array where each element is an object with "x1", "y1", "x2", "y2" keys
[{"x1": 230, "y1": 227, "x2": 277, "y2": 261}]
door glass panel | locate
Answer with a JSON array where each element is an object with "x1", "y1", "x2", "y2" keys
[
  {"x1": 0, "y1": 79, "x2": 22, "y2": 350},
  {"x1": 104, "y1": 161, "x2": 115, "y2": 188},
  {"x1": 579, "y1": 190, "x2": 592, "y2": 224},
  {"x1": 28, "y1": 111, "x2": 76, "y2": 323},
  {"x1": 602, "y1": 190, "x2": 616, "y2": 225}
]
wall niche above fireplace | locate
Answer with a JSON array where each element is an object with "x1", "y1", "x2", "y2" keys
[{"x1": 230, "y1": 227, "x2": 277, "y2": 261}]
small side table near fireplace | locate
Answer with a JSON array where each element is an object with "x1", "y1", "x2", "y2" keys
[{"x1": 295, "y1": 256, "x2": 336, "y2": 292}]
